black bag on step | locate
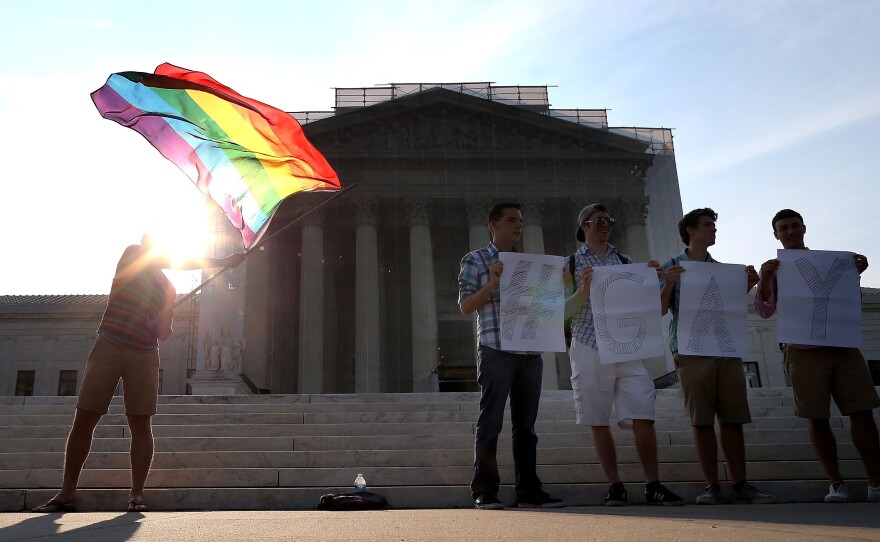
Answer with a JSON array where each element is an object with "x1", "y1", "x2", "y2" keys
[{"x1": 317, "y1": 491, "x2": 389, "y2": 511}]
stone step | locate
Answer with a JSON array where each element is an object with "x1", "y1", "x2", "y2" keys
[
  {"x1": 0, "y1": 387, "x2": 803, "y2": 405},
  {"x1": 0, "y1": 460, "x2": 868, "y2": 490},
  {"x1": 0, "y1": 394, "x2": 798, "y2": 412},
  {"x1": 0, "y1": 397, "x2": 804, "y2": 423},
  {"x1": 0, "y1": 426, "x2": 851, "y2": 456},
  {"x1": 0, "y1": 443, "x2": 862, "y2": 470},
  {"x1": 0, "y1": 436, "x2": 296, "y2": 453},
  {"x1": 3, "y1": 405, "x2": 870, "y2": 426},
  {"x1": 0, "y1": 415, "x2": 863, "y2": 441}
]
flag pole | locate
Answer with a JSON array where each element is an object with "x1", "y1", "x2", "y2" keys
[{"x1": 173, "y1": 183, "x2": 358, "y2": 308}]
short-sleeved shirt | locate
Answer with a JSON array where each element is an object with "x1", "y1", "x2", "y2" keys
[
  {"x1": 570, "y1": 243, "x2": 632, "y2": 349},
  {"x1": 458, "y1": 242, "x2": 536, "y2": 355},
  {"x1": 661, "y1": 249, "x2": 717, "y2": 354},
  {"x1": 97, "y1": 245, "x2": 171, "y2": 351}
]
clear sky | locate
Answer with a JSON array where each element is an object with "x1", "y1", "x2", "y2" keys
[{"x1": 1, "y1": 0, "x2": 878, "y2": 295}]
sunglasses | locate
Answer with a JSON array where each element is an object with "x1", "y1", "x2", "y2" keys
[{"x1": 584, "y1": 217, "x2": 616, "y2": 227}]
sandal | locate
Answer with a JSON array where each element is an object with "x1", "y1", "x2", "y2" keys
[
  {"x1": 127, "y1": 499, "x2": 150, "y2": 512},
  {"x1": 32, "y1": 499, "x2": 76, "y2": 513}
]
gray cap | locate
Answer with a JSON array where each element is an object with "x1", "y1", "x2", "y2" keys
[{"x1": 576, "y1": 204, "x2": 602, "y2": 242}]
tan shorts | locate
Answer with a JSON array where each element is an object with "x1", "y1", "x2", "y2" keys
[
  {"x1": 77, "y1": 336, "x2": 160, "y2": 416},
  {"x1": 783, "y1": 346, "x2": 880, "y2": 419},
  {"x1": 674, "y1": 354, "x2": 752, "y2": 426},
  {"x1": 569, "y1": 340, "x2": 656, "y2": 429}
]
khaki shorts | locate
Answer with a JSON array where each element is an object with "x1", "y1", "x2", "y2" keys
[
  {"x1": 783, "y1": 346, "x2": 880, "y2": 419},
  {"x1": 569, "y1": 340, "x2": 656, "y2": 429},
  {"x1": 674, "y1": 354, "x2": 751, "y2": 426},
  {"x1": 77, "y1": 336, "x2": 160, "y2": 416}
]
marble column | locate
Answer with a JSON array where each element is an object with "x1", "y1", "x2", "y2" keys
[
  {"x1": 566, "y1": 199, "x2": 586, "y2": 256},
  {"x1": 355, "y1": 198, "x2": 381, "y2": 392},
  {"x1": 298, "y1": 208, "x2": 325, "y2": 393},
  {"x1": 407, "y1": 197, "x2": 439, "y2": 392},
  {"x1": 520, "y1": 199, "x2": 559, "y2": 391},
  {"x1": 618, "y1": 197, "x2": 651, "y2": 262},
  {"x1": 466, "y1": 199, "x2": 491, "y2": 251}
]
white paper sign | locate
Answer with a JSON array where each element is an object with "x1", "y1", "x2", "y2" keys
[
  {"x1": 777, "y1": 249, "x2": 862, "y2": 347},
  {"x1": 677, "y1": 261, "x2": 749, "y2": 358},
  {"x1": 589, "y1": 263, "x2": 665, "y2": 364},
  {"x1": 499, "y1": 252, "x2": 567, "y2": 352}
]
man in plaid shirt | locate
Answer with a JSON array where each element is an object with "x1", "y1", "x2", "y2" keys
[{"x1": 458, "y1": 202, "x2": 563, "y2": 510}]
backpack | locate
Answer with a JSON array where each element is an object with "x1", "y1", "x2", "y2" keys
[{"x1": 317, "y1": 491, "x2": 389, "y2": 511}]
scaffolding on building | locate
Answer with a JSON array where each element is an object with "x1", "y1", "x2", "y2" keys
[{"x1": 291, "y1": 82, "x2": 612, "y2": 131}]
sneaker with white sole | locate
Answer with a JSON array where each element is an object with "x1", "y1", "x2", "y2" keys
[
  {"x1": 824, "y1": 481, "x2": 849, "y2": 503},
  {"x1": 604, "y1": 482, "x2": 627, "y2": 507},
  {"x1": 695, "y1": 484, "x2": 722, "y2": 505},
  {"x1": 645, "y1": 482, "x2": 685, "y2": 506},
  {"x1": 868, "y1": 485, "x2": 880, "y2": 503}
]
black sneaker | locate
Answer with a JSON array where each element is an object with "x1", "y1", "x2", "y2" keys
[
  {"x1": 604, "y1": 482, "x2": 627, "y2": 507},
  {"x1": 732, "y1": 482, "x2": 776, "y2": 504},
  {"x1": 645, "y1": 482, "x2": 685, "y2": 506},
  {"x1": 474, "y1": 494, "x2": 505, "y2": 510},
  {"x1": 516, "y1": 491, "x2": 565, "y2": 508}
]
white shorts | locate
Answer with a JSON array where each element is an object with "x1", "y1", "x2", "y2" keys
[{"x1": 569, "y1": 339, "x2": 655, "y2": 429}]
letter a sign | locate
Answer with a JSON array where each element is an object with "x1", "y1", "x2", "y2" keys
[{"x1": 677, "y1": 261, "x2": 750, "y2": 358}]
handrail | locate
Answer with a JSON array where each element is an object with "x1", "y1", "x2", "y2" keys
[{"x1": 239, "y1": 373, "x2": 270, "y2": 395}]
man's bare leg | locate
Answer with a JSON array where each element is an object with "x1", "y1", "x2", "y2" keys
[
  {"x1": 32, "y1": 408, "x2": 102, "y2": 511},
  {"x1": 591, "y1": 426, "x2": 620, "y2": 483},
  {"x1": 808, "y1": 418, "x2": 843, "y2": 484},
  {"x1": 127, "y1": 414, "x2": 155, "y2": 506},
  {"x1": 632, "y1": 419, "x2": 659, "y2": 483},
  {"x1": 850, "y1": 410, "x2": 880, "y2": 486}
]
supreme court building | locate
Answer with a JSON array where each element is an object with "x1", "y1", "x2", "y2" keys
[{"x1": 194, "y1": 82, "x2": 684, "y2": 395}]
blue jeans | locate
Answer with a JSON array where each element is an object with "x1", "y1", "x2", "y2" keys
[{"x1": 471, "y1": 345, "x2": 544, "y2": 500}]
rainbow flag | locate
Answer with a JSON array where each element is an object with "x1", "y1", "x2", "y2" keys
[{"x1": 91, "y1": 63, "x2": 341, "y2": 248}]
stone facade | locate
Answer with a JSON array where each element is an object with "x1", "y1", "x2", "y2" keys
[{"x1": 0, "y1": 295, "x2": 198, "y2": 396}]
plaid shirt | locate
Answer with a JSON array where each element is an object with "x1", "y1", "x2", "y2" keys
[
  {"x1": 458, "y1": 243, "x2": 537, "y2": 354},
  {"x1": 570, "y1": 243, "x2": 632, "y2": 349}
]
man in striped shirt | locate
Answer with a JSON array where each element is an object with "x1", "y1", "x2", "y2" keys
[
  {"x1": 33, "y1": 232, "x2": 244, "y2": 513},
  {"x1": 458, "y1": 202, "x2": 562, "y2": 510}
]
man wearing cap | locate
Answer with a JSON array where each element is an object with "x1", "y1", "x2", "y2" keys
[
  {"x1": 565, "y1": 203, "x2": 684, "y2": 506},
  {"x1": 754, "y1": 208, "x2": 880, "y2": 503},
  {"x1": 661, "y1": 207, "x2": 774, "y2": 505},
  {"x1": 458, "y1": 202, "x2": 564, "y2": 510}
]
